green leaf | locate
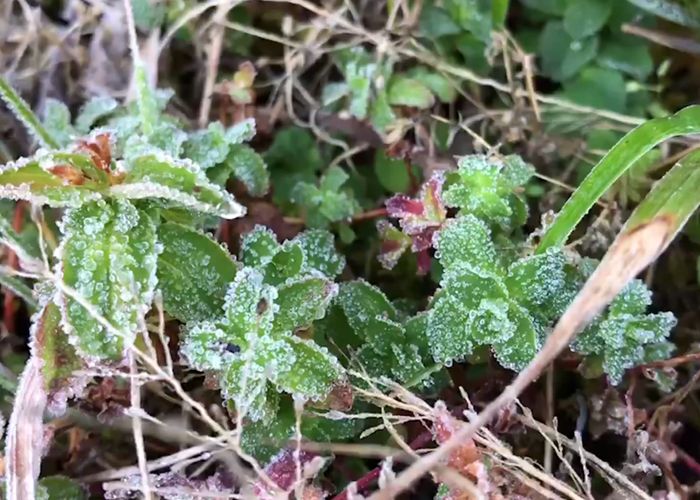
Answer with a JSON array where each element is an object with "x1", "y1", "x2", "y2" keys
[
  {"x1": 493, "y1": 0, "x2": 510, "y2": 27},
  {"x1": 375, "y1": 149, "x2": 410, "y2": 193},
  {"x1": 183, "y1": 122, "x2": 231, "y2": 169},
  {"x1": 274, "y1": 336, "x2": 343, "y2": 400},
  {"x1": 0, "y1": 78, "x2": 60, "y2": 149},
  {"x1": 406, "y1": 67, "x2": 457, "y2": 103},
  {"x1": 506, "y1": 248, "x2": 567, "y2": 311},
  {"x1": 563, "y1": 0, "x2": 612, "y2": 39},
  {"x1": 42, "y1": 99, "x2": 74, "y2": 148},
  {"x1": 58, "y1": 199, "x2": 158, "y2": 360},
  {"x1": 240, "y1": 226, "x2": 280, "y2": 268},
  {"x1": 561, "y1": 66, "x2": 627, "y2": 113},
  {"x1": 427, "y1": 293, "x2": 473, "y2": 364},
  {"x1": 294, "y1": 229, "x2": 345, "y2": 278},
  {"x1": 419, "y1": 5, "x2": 462, "y2": 38},
  {"x1": 221, "y1": 268, "x2": 276, "y2": 344},
  {"x1": 37, "y1": 476, "x2": 86, "y2": 500},
  {"x1": 223, "y1": 354, "x2": 278, "y2": 422},
  {"x1": 264, "y1": 241, "x2": 304, "y2": 285},
  {"x1": 538, "y1": 22, "x2": 599, "y2": 81},
  {"x1": 0, "y1": 158, "x2": 101, "y2": 207},
  {"x1": 370, "y1": 90, "x2": 397, "y2": 132},
  {"x1": 388, "y1": 76, "x2": 435, "y2": 109},
  {"x1": 598, "y1": 38, "x2": 653, "y2": 80},
  {"x1": 0, "y1": 271, "x2": 37, "y2": 310},
  {"x1": 157, "y1": 223, "x2": 237, "y2": 323},
  {"x1": 75, "y1": 96, "x2": 118, "y2": 133},
  {"x1": 522, "y1": 0, "x2": 567, "y2": 15},
  {"x1": 272, "y1": 277, "x2": 338, "y2": 335},
  {"x1": 114, "y1": 152, "x2": 245, "y2": 218},
  {"x1": 434, "y1": 215, "x2": 497, "y2": 271},
  {"x1": 492, "y1": 305, "x2": 542, "y2": 371},
  {"x1": 226, "y1": 144, "x2": 269, "y2": 196}
]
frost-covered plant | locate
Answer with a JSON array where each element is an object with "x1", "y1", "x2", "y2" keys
[
  {"x1": 377, "y1": 154, "x2": 675, "y2": 383},
  {"x1": 0, "y1": 69, "x2": 272, "y2": 391},
  {"x1": 180, "y1": 226, "x2": 347, "y2": 422}
]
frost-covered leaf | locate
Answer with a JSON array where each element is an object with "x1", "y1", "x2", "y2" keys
[
  {"x1": 0, "y1": 271, "x2": 36, "y2": 310},
  {"x1": 264, "y1": 241, "x2": 304, "y2": 285},
  {"x1": 113, "y1": 152, "x2": 245, "y2": 218},
  {"x1": 0, "y1": 77, "x2": 59, "y2": 149},
  {"x1": 444, "y1": 155, "x2": 533, "y2": 225},
  {"x1": 492, "y1": 305, "x2": 541, "y2": 371},
  {"x1": 434, "y1": 215, "x2": 497, "y2": 271},
  {"x1": 180, "y1": 321, "x2": 233, "y2": 371},
  {"x1": 157, "y1": 223, "x2": 237, "y2": 323},
  {"x1": 294, "y1": 229, "x2": 345, "y2": 278},
  {"x1": 506, "y1": 248, "x2": 567, "y2": 312},
  {"x1": 0, "y1": 158, "x2": 102, "y2": 207},
  {"x1": 240, "y1": 226, "x2": 280, "y2": 268},
  {"x1": 74, "y1": 96, "x2": 118, "y2": 133},
  {"x1": 387, "y1": 171, "x2": 446, "y2": 238},
  {"x1": 225, "y1": 144, "x2": 269, "y2": 196},
  {"x1": 220, "y1": 268, "x2": 277, "y2": 344},
  {"x1": 427, "y1": 293, "x2": 473, "y2": 364},
  {"x1": 58, "y1": 199, "x2": 158, "y2": 360},
  {"x1": 272, "y1": 277, "x2": 338, "y2": 335},
  {"x1": 273, "y1": 336, "x2": 343, "y2": 401},
  {"x1": 376, "y1": 219, "x2": 411, "y2": 271},
  {"x1": 183, "y1": 122, "x2": 231, "y2": 170},
  {"x1": 42, "y1": 99, "x2": 74, "y2": 148},
  {"x1": 572, "y1": 276, "x2": 677, "y2": 384},
  {"x1": 223, "y1": 353, "x2": 279, "y2": 422}
]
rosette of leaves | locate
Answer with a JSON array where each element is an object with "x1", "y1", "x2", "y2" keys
[
  {"x1": 443, "y1": 154, "x2": 534, "y2": 229},
  {"x1": 180, "y1": 226, "x2": 347, "y2": 422},
  {"x1": 291, "y1": 165, "x2": 360, "y2": 228},
  {"x1": 427, "y1": 215, "x2": 574, "y2": 370},
  {"x1": 571, "y1": 261, "x2": 677, "y2": 385}
]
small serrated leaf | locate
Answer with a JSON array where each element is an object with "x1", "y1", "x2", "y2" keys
[
  {"x1": 75, "y1": 96, "x2": 118, "y2": 133},
  {"x1": 434, "y1": 215, "x2": 497, "y2": 271},
  {"x1": 240, "y1": 226, "x2": 280, "y2": 268},
  {"x1": 58, "y1": 199, "x2": 159, "y2": 360},
  {"x1": 294, "y1": 229, "x2": 345, "y2": 278},
  {"x1": 273, "y1": 336, "x2": 343, "y2": 401},
  {"x1": 225, "y1": 144, "x2": 269, "y2": 196},
  {"x1": 272, "y1": 277, "x2": 338, "y2": 335},
  {"x1": 113, "y1": 152, "x2": 245, "y2": 218},
  {"x1": 157, "y1": 223, "x2": 237, "y2": 323}
]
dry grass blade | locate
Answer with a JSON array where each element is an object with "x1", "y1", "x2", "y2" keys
[{"x1": 4, "y1": 357, "x2": 47, "y2": 500}]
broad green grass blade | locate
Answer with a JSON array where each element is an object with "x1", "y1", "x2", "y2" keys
[
  {"x1": 0, "y1": 78, "x2": 60, "y2": 150},
  {"x1": 537, "y1": 104, "x2": 700, "y2": 252}
]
